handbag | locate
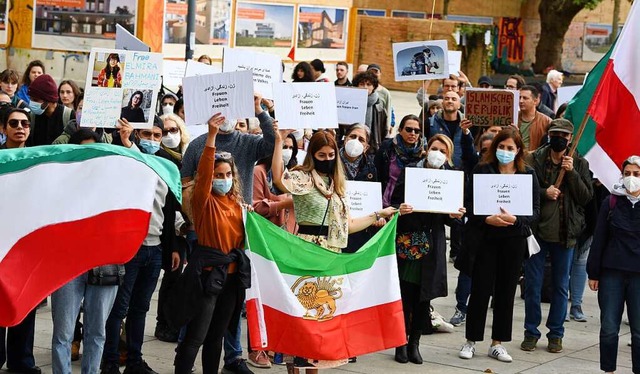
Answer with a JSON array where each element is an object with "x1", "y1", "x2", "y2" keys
[
  {"x1": 87, "y1": 264, "x2": 125, "y2": 286},
  {"x1": 396, "y1": 231, "x2": 431, "y2": 260},
  {"x1": 526, "y1": 227, "x2": 541, "y2": 257}
]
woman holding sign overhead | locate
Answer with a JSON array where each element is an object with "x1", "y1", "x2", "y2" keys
[{"x1": 458, "y1": 128, "x2": 540, "y2": 363}]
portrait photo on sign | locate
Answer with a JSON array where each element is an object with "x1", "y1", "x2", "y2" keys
[
  {"x1": 392, "y1": 40, "x2": 449, "y2": 82},
  {"x1": 120, "y1": 89, "x2": 152, "y2": 123},
  {"x1": 91, "y1": 52, "x2": 126, "y2": 88}
]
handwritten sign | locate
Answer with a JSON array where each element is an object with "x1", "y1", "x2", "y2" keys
[
  {"x1": 405, "y1": 168, "x2": 464, "y2": 214},
  {"x1": 473, "y1": 174, "x2": 533, "y2": 216},
  {"x1": 272, "y1": 82, "x2": 338, "y2": 130},
  {"x1": 82, "y1": 48, "x2": 162, "y2": 129},
  {"x1": 115, "y1": 24, "x2": 150, "y2": 52},
  {"x1": 465, "y1": 88, "x2": 519, "y2": 127},
  {"x1": 222, "y1": 47, "x2": 282, "y2": 99},
  {"x1": 163, "y1": 60, "x2": 187, "y2": 87},
  {"x1": 185, "y1": 60, "x2": 221, "y2": 77},
  {"x1": 182, "y1": 70, "x2": 254, "y2": 126},
  {"x1": 335, "y1": 87, "x2": 367, "y2": 124},
  {"x1": 346, "y1": 181, "x2": 382, "y2": 216}
]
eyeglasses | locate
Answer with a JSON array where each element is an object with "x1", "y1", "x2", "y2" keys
[
  {"x1": 162, "y1": 127, "x2": 179, "y2": 136},
  {"x1": 404, "y1": 127, "x2": 421, "y2": 134},
  {"x1": 7, "y1": 119, "x2": 30, "y2": 128}
]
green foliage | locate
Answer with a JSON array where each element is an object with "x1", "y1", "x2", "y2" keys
[
  {"x1": 457, "y1": 24, "x2": 491, "y2": 37},
  {"x1": 574, "y1": 0, "x2": 605, "y2": 10}
]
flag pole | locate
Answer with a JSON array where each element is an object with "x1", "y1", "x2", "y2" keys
[{"x1": 554, "y1": 112, "x2": 591, "y2": 187}]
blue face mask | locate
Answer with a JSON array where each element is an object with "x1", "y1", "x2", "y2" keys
[
  {"x1": 496, "y1": 149, "x2": 517, "y2": 165},
  {"x1": 212, "y1": 178, "x2": 233, "y2": 196},
  {"x1": 139, "y1": 139, "x2": 160, "y2": 154},
  {"x1": 0, "y1": 132, "x2": 6, "y2": 145},
  {"x1": 29, "y1": 101, "x2": 46, "y2": 116}
]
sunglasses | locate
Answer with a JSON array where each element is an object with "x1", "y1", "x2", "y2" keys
[
  {"x1": 162, "y1": 127, "x2": 179, "y2": 136},
  {"x1": 7, "y1": 119, "x2": 30, "y2": 128},
  {"x1": 404, "y1": 127, "x2": 421, "y2": 134},
  {"x1": 215, "y1": 152, "x2": 232, "y2": 161}
]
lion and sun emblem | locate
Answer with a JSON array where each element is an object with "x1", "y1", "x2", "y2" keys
[{"x1": 290, "y1": 276, "x2": 343, "y2": 321}]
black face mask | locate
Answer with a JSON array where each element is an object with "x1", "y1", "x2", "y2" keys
[
  {"x1": 549, "y1": 135, "x2": 569, "y2": 152},
  {"x1": 314, "y1": 157, "x2": 336, "y2": 175}
]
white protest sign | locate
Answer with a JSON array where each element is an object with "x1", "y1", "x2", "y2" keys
[
  {"x1": 393, "y1": 40, "x2": 449, "y2": 82},
  {"x1": 82, "y1": 48, "x2": 162, "y2": 128},
  {"x1": 448, "y1": 50, "x2": 462, "y2": 76},
  {"x1": 184, "y1": 60, "x2": 221, "y2": 77},
  {"x1": 404, "y1": 168, "x2": 464, "y2": 214},
  {"x1": 335, "y1": 87, "x2": 367, "y2": 124},
  {"x1": 222, "y1": 47, "x2": 282, "y2": 99},
  {"x1": 163, "y1": 60, "x2": 187, "y2": 87},
  {"x1": 272, "y1": 82, "x2": 338, "y2": 130},
  {"x1": 558, "y1": 85, "x2": 583, "y2": 105},
  {"x1": 346, "y1": 181, "x2": 382, "y2": 216},
  {"x1": 473, "y1": 174, "x2": 533, "y2": 216},
  {"x1": 115, "y1": 24, "x2": 150, "y2": 52},
  {"x1": 296, "y1": 149, "x2": 307, "y2": 165},
  {"x1": 182, "y1": 70, "x2": 254, "y2": 126}
]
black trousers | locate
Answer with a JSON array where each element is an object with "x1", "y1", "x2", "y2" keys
[
  {"x1": 174, "y1": 273, "x2": 244, "y2": 374},
  {"x1": 157, "y1": 267, "x2": 182, "y2": 330},
  {"x1": 399, "y1": 280, "x2": 429, "y2": 336},
  {"x1": 0, "y1": 309, "x2": 36, "y2": 370},
  {"x1": 466, "y1": 235, "x2": 527, "y2": 342},
  {"x1": 449, "y1": 220, "x2": 463, "y2": 258}
]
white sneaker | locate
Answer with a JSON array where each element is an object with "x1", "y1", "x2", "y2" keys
[
  {"x1": 488, "y1": 344, "x2": 513, "y2": 362},
  {"x1": 459, "y1": 341, "x2": 475, "y2": 359}
]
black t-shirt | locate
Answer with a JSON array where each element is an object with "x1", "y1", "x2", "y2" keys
[{"x1": 29, "y1": 104, "x2": 75, "y2": 146}]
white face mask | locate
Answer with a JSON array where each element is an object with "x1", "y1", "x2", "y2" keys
[
  {"x1": 427, "y1": 150, "x2": 447, "y2": 169},
  {"x1": 161, "y1": 132, "x2": 181, "y2": 149},
  {"x1": 162, "y1": 104, "x2": 174, "y2": 115},
  {"x1": 282, "y1": 149, "x2": 293, "y2": 165},
  {"x1": 344, "y1": 139, "x2": 364, "y2": 158},
  {"x1": 219, "y1": 119, "x2": 235, "y2": 133},
  {"x1": 623, "y1": 176, "x2": 640, "y2": 194}
]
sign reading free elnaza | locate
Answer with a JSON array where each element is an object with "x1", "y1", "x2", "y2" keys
[
  {"x1": 473, "y1": 174, "x2": 533, "y2": 216},
  {"x1": 404, "y1": 168, "x2": 464, "y2": 214},
  {"x1": 465, "y1": 88, "x2": 519, "y2": 127}
]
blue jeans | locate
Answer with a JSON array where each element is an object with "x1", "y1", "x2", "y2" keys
[
  {"x1": 223, "y1": 308, "x2": 243, "y2": 365},
  {"x1": 570, "y1": 236, "x2": 591, "y2": 309},
  {"x1": 524, "y1": 238, "x2": 574, "y2": 339},
  {"x1": 103, "y1": 245, "x2": 162, "y2": 366},
  {"x1": 51, "y1": 274, "x2": 118, "y2": 374},
  {"x1": 455, "y1": 272, "x2": 472, "y2": 314},
  {"x1": 598, "y1": 269, "x2": 640, "y2": 373}
]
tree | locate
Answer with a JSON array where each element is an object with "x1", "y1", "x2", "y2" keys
[
  {"x1": 533, "y1": 0, "x2": 603, "y2": 73},
  {"x1": 611, "y1": 0, "x2": 621, "y2": 41}
]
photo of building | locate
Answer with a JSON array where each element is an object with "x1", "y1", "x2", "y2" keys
[
  {"x1": 195, "y1": 0, "x2": 229, "y2": 45},
  {"x1": 297, "y1": 6, "x2": 346, "y2": 49},
  {"x1": 235, "y1": 2, "x2": 293, "y2": 48}
]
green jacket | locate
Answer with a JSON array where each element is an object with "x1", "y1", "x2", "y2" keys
[
  {"x1": 526, "y1": 144, "x2": 593, "y2": 248},
  {"x1": 52, "y1": 120, "x2": 113, "y2": 145}
]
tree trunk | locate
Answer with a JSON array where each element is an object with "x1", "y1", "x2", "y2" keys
[
  {"x1": 533, "y1": 0, "x2": 589, "y2": 73},
  {"x1": 611, "y1": 0, "x2": 621, "y2": 42},
  {"x1": 443, "y1": 0, "x2": 450, "y2": 17},
  {"x1": 463, "y1": 32, "x2": 486, "y2": 86}
]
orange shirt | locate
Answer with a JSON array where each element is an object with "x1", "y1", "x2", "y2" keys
[{"x1": 192, "y1": 146, "x2": 244, "y2": 272}]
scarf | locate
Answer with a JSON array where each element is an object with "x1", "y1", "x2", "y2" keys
[
  {"x1": 161, "y1": 144, "x2": 183, "y2": 161},
  {"x1": 365, "y1": 91, "x2": 379, "y2": 128},
  {"x1": 310, "y1": 170, "x2": 349, "y2": 248},
  {"x1": 392, "y1": 134, "x2": 424, "y2": 168},
  {"x1": 612, "y1": 183, "x2": 640, "y2": 206},
  {"x1": 339, "y1": 148, "x2": 362, "y2": 180}
]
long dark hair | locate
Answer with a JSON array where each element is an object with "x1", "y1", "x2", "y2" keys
[
  {"x1": 257, "y1": 133, "x2": 298, "y2": 170},
  {"x1": 104, "y1": 53, "x2": 121, "y2": 80},
  {"x1": 482, "y1": 127, "x2": 527, "y2": 173},
  {"x1": 292, "y1": 62, "x2": 314, "y2": 82},
  {"x1": 58, "y1": 80, "x2": 82, "y2": 110},
  {"x1": 128, "y1": 91, "x2": 144, "y2": 108},
  {"x1": 295, "y1": 131, "x2": 346, "y2": 196},
  {"x1": 21, "y1": 60, "x2": 45, "y2": 86}
]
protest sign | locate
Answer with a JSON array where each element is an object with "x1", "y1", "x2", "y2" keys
[
  {"x1": 182, "y1": 70, "x2": 254, "y2": 126},
  {"x1": 222, "y1": 47, "x2": 282, "y2": 99},
  {"x1": 82, "y1": 48, "x2": 162, "y2": 129},
  {"x1": 115, "y1": 24, "x2": 150, "y2": 52},
  {"x1": 473, "y1": 174, "x2": 533, "y2": 216},
  {"x1": 272, "y1": 82, "x2": 338, "y2": 130},
  {"x1": 404, "y1": 168, "x2": 464, "y2": 214},
  {"x1": 465, "y1": 88, "x2": 519, "y2": 127},
  {"x1": 184, "y1": 60, "x2": 222, "y2": 77},
  {"x1": 448, "y1": 51, "x2": 462, "y2": 76},
  {"x1": 558, "y1": 85, "x2": 583, "y2": 106},
  {"x1": 346, "y1": 181, "x2": 382, "y2": 216},
  {"x1": 163, "y1": 60, "x2": 187, "y2": 87},
  {"x1": 335, "y1": 87, "x2": 367, "y2": 124},
  {"x1": 393, "y1": 40, "x2": 449, "y2": 82}
]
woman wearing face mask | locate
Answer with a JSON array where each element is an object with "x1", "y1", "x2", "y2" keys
[
  {"x1": 174, "y1": 113, "x2": 252, "y2": 374},
  {"x1": 458, "y1": 128, "x2": 540, "y2": 363},
  {"x1": 159, "y1": 113, "x2": 190, "y2": 167},
  {"x1": 388, "y1": 134, "x2": 465, "y2": 365},
  {"x1": 271, "y1": 127, "x2": 397, "y2": 373},
  {"x1": 97, "y1": 53, "x2": 123, "y2": 88},
  {"x1": 587, "y1": 156, "x2": 640, "y2": 374},
  {"x1": 160, "y1": 93, "x2": 178, "y2": 116}
]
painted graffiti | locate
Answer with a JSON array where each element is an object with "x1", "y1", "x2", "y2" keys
[{"x1": 497, "y1": 17, "x2": 524, "y2": 63}]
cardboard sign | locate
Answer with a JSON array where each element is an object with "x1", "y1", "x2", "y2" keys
[
  {"x1": 335, "y1": 87, "x2": 367, "y2": 125},
  {"x1": 346, "y1": 181, "x2": 382, "y2": 216},
  {"x1": 473, "y1": 174, "x2": 533, "y2": 216},
  {"x1": 184, "y1": 60, "x2": 222, "y2": 77},
  {"x1": 115, "y1": 24, "x2": 150, "y2": 52},
  {"x1": 162, "y1": 60, "x2": 187, "y2": 87},
  {"x1": 393, "y1": 40, "x2": 449, "y2": 82},
  {"x1": 465, "y1": 88, "x2": 519, "y2": 127},
  {"x1": 271, "y1": 82, "x2": 338, "y2": 130},
  {"x1": 82, "y1": 48, "x2": 162, "y2": 129},
  {"x1": 182, "y1": 70, "x2": 255, "y2": 126},
  {"x1": 222, "y1": 47, "x2": 283, "y2": 99},
  {"x1": 404, "y1": 168, "x2": 464, "y2": 214}
]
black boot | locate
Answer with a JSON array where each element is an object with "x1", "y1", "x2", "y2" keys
[
  {"x1": 408, "y1": 333, "x2": 423, "y2": 364},
  {"x1": 394, "y1": 345, "x2": 408, "y2": 363}
]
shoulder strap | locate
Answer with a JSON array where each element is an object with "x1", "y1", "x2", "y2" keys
[{"x1": 607, "y1": 195, "x2": 617, "y2": 221}]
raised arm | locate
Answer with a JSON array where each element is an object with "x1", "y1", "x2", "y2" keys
[{"x1": 192, "y1": 113, "x2": 225, "y2": 214}]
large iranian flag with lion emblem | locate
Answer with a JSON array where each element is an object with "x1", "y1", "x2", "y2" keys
[{"x1": 245, "y1": 212, "x2": 405, "y2": 360}]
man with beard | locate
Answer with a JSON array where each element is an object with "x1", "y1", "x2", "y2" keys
[
  {"x1": 518, "y1": 85, "x2": 552, "y2": 151},
  {"x1": 334, "y1": 62, "x2": 351, "y2": 86}
]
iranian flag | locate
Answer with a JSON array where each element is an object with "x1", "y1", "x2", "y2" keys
[
  {"x1": 565, "y1": 1, "x2": 640, "y2": 190},
  {"x1": 245, "y1": 212, "x2": 405, "y2": 361},
  {"x1": 0, "y1": 144, "x2": 181, "y2": 326}
]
